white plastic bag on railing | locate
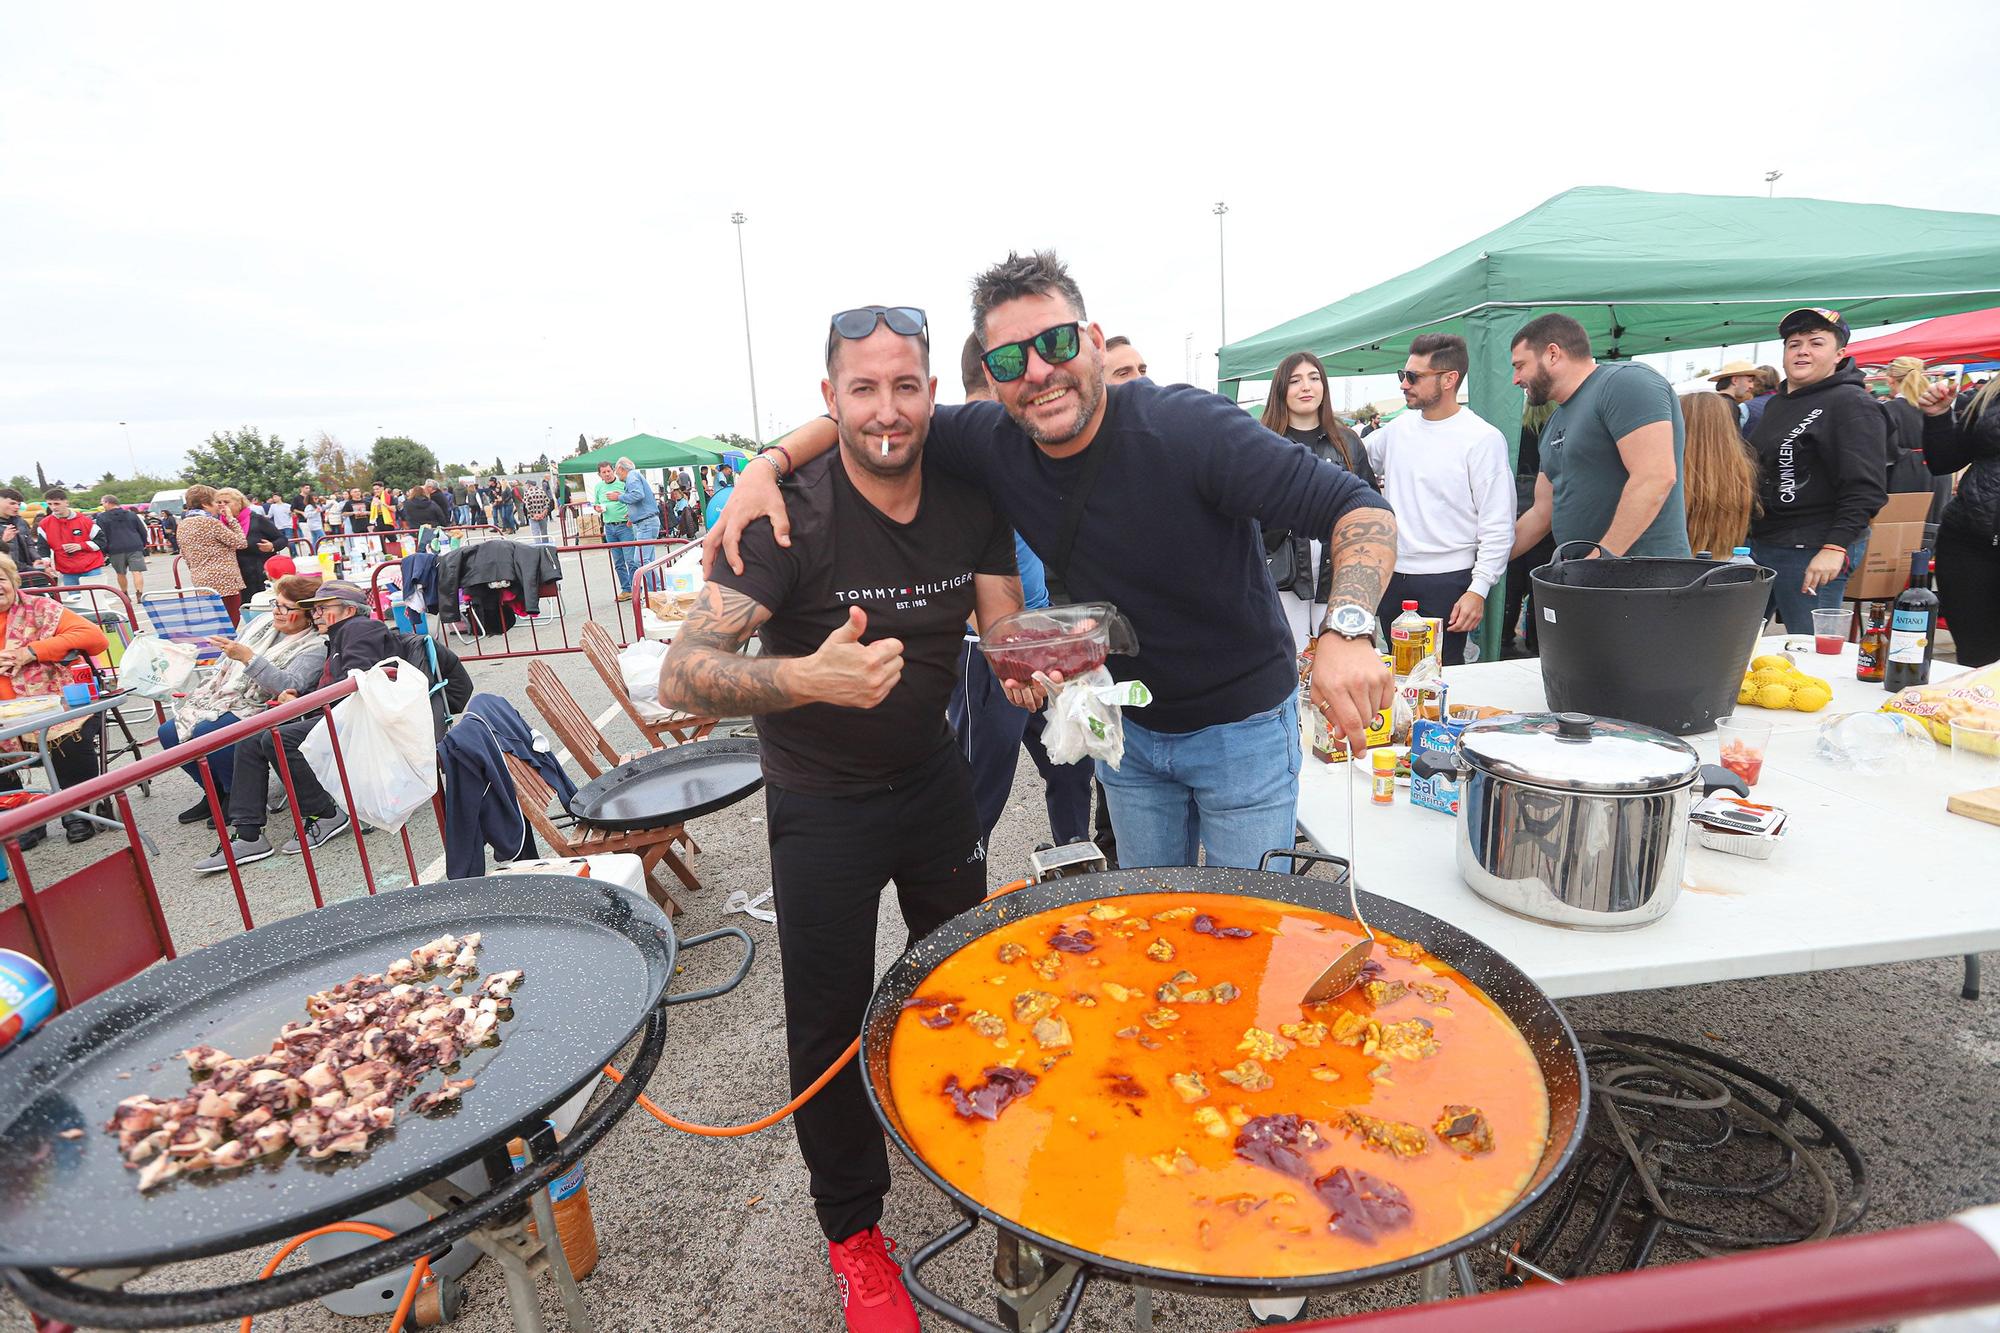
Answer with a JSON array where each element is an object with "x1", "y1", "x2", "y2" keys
[
  {"x1": 300, "y1": 662, "x2": 437, "y2": 832},
  {"x1": 1040, "y1": 667, "x2": 1151, "y2": 769},
  {"x1": 617, "y1": 638, "x2": 675, "y2": 720},
  {"x1": 120, "y1": 635, "x2": 199, "y2": 700}
]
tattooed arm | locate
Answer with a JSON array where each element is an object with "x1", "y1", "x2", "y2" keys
[
  {"x1": 1310, "y1": 505, "x2": 1398, "y2": 749},
  {"x1": 658, "y1": 582, "x2": 905, "y2": 718}
]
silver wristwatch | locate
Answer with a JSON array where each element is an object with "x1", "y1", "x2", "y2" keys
[{"x1": 1318, "y1": 603, "x2": 1377, "y2": 643}]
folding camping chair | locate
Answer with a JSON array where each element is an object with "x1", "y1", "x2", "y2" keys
[
  {"x1": 139, "y1": 588, "x2": 236, "y2": 664},
  {"x1": 500, "y1": 751, "x2": 698, "y2": 916},
  {"x1": 524, "y1": 659, "x2": 699, "y2": 850},
  {"x1": 577, "y1": 620, "x2": 716, "y2": 749}
]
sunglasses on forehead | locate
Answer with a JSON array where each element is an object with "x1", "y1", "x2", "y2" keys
[
  {"x1": 826, "y1": 306, "x2": 928, "y2": 360},
  {"x1": 981, "y1": 321, "x2": 1084, "y2": 383}
]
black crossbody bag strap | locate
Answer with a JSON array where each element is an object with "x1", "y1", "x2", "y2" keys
[{"x1": 1042, "y1": 435, "x2": 1114, "y2": 606}]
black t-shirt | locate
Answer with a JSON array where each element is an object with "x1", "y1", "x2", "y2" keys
[{"x1": 710, "y1": 450, "x2": 1015, "y2": 797}]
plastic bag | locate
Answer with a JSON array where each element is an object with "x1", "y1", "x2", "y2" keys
[
  {"x1": 1878, "y1": 662, "x2": 2000, "y2": 743},
  {"x1": 1392, "y1": 655, "x2": 1444, "y2": 745},
  {"x1": 120, "y1": 635, "x2": 199, "y2": 700},
  {"x1": 1814, "y1": 710, "x2": 1937, "y2": 776},
  {"x1": 300, "y1": 662, "x2": 438, "y2": 832},
  {"x1": 1040, "y1": 667, "x2": 1151, "y2": 768},
  {"x1": 617, "y1": 638, "x2": 675, "y2": 720}
]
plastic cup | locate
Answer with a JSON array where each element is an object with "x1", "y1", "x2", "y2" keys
[
  {"x1": 1717, "y1": 715, "x2": 1774, "y2": 787},
  {"x1": 1810, "y1": 608, "x2": 1848, "y2": 654}
]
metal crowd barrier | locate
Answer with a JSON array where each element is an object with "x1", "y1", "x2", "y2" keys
[
  {"x1": 365, "y1": 536, "x2": 692, "y2": 662},
  {"x1": 170, "y1": 525, "x2": 501, "y2": 590},
  {"x1": 0, "y1": 674, "x2": 450, "y2": 1012}
]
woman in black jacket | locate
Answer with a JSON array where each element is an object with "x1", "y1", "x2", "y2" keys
[
  {"x1": 1747, "y1": 308, "x2": 1888, "y2": 633},
  {"x1": 1917, "y1": 377, "x2": 2000, "y2": 666},
  {"x1": 220, "y1": 489, "x2": 287, "y2": 598}
]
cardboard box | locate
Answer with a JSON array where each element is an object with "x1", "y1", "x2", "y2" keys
[{"x1": 1846, "y1": 492, "x2": 1933, "y2": 601}]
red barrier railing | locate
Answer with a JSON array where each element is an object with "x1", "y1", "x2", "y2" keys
[
  {"x1": 0, "y1": 673, "x2": 447, "y2": 1011},
  {"x1": 1274, "y1": 1209, "x2": 2000, "y2": 1333},
  {"x1": 170, "y1": 525, "x2": 501, "y2": 590},
  {"x1": 365, "y1": 536, "x2": 692, "y2": 662}
]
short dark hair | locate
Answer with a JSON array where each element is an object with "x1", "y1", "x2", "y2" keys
[
  {"x1": 1104, "y1": 335, "x2": 1131, "y2": 351},
  {"x1": 1511, "y1": 313, "x2": 1592, "y2": 360},
  {"x1": 1407, "y1": 333, "x2": 1469, "y2": 384},
  {"x1": 1755, "y1": 365, "x2": 1780, "y2": 391},
  {"x1": 42, "y1": 487, "x2": 68, "y2": 502},
  {"x1": 0, "y1": 488, "x2": 22, "y2": 502},
  {"x1": 960, "y1": 332, "x2": 987, "y2": 397},
  {"x1": 970, "y1": 250, "x2": 1087, "y2": 343}
]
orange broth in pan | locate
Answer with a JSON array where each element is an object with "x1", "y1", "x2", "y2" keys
[{"x1": 887, "y1": 893, "x2": 1548, "y2": 1278}]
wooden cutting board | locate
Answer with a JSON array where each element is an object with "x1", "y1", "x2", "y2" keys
[{"x1": 1947, "y1": 785, "x2": 2000, "y2": 826}]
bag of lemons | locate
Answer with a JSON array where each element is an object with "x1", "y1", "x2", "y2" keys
[
  {"x1": 1737, "y1": 653, "x2": 1834, "y2": 713},
  {"x1": 1878, "y1": 662, "x2": 2000, "y2": 744}
]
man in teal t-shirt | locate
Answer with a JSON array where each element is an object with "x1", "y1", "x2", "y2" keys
[
  {"x1": 594, "y1": 461, "x2": 636, "y2": 599},
  {"x1": 1510, "y1": 313, "x2": 1691, "y2": 559}
]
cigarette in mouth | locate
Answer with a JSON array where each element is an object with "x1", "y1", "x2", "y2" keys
[{"x1": 880, "y1": 433, "x2": 889, "y2": 456}]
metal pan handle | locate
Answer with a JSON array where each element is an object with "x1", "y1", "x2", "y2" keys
[
  {"x1": 1258, "y1": 846, "x2": 1351, "y2": 882},
  {"x1": 902, "y1": 1213, "x2": 1092, "y2": 1333},
  {"x1": 661, "y1": 926, "x2": 756, "y2": 1006}
]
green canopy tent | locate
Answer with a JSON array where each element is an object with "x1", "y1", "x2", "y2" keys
[
  {"x1": 1218, "y1": 185, "x2": 2000, "y2": 657},
  {"x1": 558, "y1": 433, "x2": 729, "y2": 474}
]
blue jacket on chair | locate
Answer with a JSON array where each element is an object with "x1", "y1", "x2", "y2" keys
[{"x1": 438, "y1": 694, "x2": 577, "y2": 878}]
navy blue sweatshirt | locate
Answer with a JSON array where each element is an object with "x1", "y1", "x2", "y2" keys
[{"x1": 927, "y1": 381, "x2": 1390, "y2": 733}]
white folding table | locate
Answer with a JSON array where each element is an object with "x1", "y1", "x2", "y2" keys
[{"x1": 1292, "y1": 638, "x2": 1996, "y2": 998}]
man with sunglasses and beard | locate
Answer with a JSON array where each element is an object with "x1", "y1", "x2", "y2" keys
[
  {"x1": 707, "y1": 251, "x2": 1396, "y2": 881},
  {"x1": 659, "y1": 305, "x2": 1023, "y2": 1333}
]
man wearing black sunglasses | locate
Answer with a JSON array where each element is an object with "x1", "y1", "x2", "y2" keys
[
  {"x1": 660, "y1": 304, "x2": 1023, "y2": 1333},
  {"x1": 707, "y1": 252, "x2": 1397, "y2": 878}
]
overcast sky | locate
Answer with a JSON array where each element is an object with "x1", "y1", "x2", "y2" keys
[{"x1": 4, "y1": 1, "x2": 1997, "y2": 482}]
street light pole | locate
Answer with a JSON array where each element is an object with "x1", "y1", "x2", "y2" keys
[
  {"x1": 731, "y1": 212, "x2": 764, "y2": 445},
  {"x1": 1764, "y1": 169, "x2": 1783, "y2": 197},
  {"x1": 1213, "y1": 202, "x2": 1229, "y2": 349},
  {"x1": 118, "y1": 421, "x2": 134, "y2": 476}
]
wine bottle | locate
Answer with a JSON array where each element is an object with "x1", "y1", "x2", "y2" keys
[{"x1": 1883, "y1": 552, "x2": 1939, "y2": 692}]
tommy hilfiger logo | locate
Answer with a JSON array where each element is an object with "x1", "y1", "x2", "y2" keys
[{"x1": 835, "y1": 572, "x2": 974, "y2": 603}]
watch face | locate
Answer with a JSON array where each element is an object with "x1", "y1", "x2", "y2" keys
[{"x1": 1329, "y1": 604, "x2": 1371, "y2": 636}]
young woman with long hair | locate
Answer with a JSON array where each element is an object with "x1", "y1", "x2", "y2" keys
[
  {"x1": 1678, "y1": 391, "x2": 1760, "y2": 557},
  {"x1": 1258, "y1": 351, "x2": 1380, "y2": 649},
  {"x1": 1888, "y1": 356, "x2": 1954, "y2": 525}
]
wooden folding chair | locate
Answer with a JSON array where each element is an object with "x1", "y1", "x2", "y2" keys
[
  {"x1": 525, "y1": 659, "x2": 701, "y2": 852},
  {"x1": 578, "y1": 619, "x2": 717, "y2": 748},
  {"x1": 501, "y1": 751, "x2": 699, "y2": 917}
]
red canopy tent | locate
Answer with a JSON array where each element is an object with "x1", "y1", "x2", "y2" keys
[{"x1": 1847, "y1": 306, "x2": 2000, "y2": 366}]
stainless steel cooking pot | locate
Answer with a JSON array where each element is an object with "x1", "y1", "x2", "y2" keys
[{"x1": 1411, "y1": 711, "x2": 1746, "y2": 930}]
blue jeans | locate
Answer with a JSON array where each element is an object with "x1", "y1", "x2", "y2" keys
[
  {"x1": 631, "y1": 515, "x2": 661, "y2": 575},
  {"x1": 1095, "y1": 694, "x2": 1302, "y2": 870},
  {"x1": 60, "y1": 571, "x2": 89, "y2": 586},
  {"x1": 455, "y1": 504, "x2": 472, "y2": 525},
  {"x1": 605, "y1": 521, "x2": 636, "y2": 595},
  {"x1": 158, "y1": 711, "x2": 242, "y2": 796},
  {"x1": 1753, "y1": 532, "x2": 1869, "y2": 634}
]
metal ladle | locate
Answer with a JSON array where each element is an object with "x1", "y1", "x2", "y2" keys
[{"x1": 1301, "y1": 736, "x2": 1376, "y2": 1005}]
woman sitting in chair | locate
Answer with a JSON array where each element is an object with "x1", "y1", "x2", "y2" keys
[
  {"x1": 157, "y1": 572, "x2": 328, "y2": 827},
  {"x1": 0, "y1": 554, "x2": 112, "y2": 848}
]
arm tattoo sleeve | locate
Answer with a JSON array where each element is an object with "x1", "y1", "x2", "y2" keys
[
  {"x1": 657, "y1": 582, "x2": 796, "y2": 717},
  {"x1": 1326, "y1": 508, "x2": 1396, "y2": 613}
]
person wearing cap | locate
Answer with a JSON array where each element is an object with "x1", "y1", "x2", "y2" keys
[
  {"x1": 1709, "y1": 360, "x2": 1762, "y2": 432},
  {"x1": 1746, "y1": 307, "x2": 1887, "y2": 632},
  {"x1": 193, "y1": 580, "x2": 470, "y2": 871}
]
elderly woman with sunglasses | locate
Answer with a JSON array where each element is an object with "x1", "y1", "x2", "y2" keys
[
  {"x1": 155, "y1": 573, "x2": 328, "y2": 827},
  {"x1": 0, "y1": 553, "x2": 113, "y2": 848}
]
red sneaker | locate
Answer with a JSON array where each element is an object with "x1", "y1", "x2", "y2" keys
[{"x1": 827, "y1": 1226, "x2": 919, "y2": 1333}]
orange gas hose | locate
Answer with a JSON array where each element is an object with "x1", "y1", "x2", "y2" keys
[
  {"x1": 241, "y1": 1221, "x2": 432, "y2": 1333},
  {"x1": 602, "y1": 1038, "x2": 859, "y2": 1137}
]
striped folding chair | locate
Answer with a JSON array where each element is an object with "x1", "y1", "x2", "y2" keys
[{"x1": 139, "y1": 588, "x2": 236, "y2": 664}]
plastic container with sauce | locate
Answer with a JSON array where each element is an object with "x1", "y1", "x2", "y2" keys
[{"x1": 979, "y1": 603, "x2": 1139, "y2": 683}]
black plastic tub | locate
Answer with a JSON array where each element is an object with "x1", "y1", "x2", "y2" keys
[{"x1": 1530, "y1": 541, "x2": 1772, "y2": 735}]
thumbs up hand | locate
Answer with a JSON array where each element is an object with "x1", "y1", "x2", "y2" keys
[{"x1": 799, "y1": 606, "x2": 904, "y2": 709}]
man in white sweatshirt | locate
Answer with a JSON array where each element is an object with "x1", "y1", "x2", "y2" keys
[{"x1": 1364, "y1": 333, "x2": 1514, "y2": 665}]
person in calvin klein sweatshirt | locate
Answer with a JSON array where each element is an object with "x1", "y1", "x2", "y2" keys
[{"x1": 1747, "y1": 307, "x2": 1887, "y2": 632}]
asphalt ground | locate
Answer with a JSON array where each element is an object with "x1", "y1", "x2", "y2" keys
[{"x1": 3, "y1": 546, "x2": 1995, "y2": 1332}]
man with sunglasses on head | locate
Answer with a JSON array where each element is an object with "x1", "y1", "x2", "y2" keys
[
  {"x1": 659, "y1": 304, "x2": 1023, "y2": 1333},
  {"x1": 707, "y1": 251, "x2": 1397, "y2": 878},
  {"x1": 1363, "y1": 334, "x2": 1514, "y2": 666}
]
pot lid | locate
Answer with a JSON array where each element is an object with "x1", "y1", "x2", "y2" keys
[{"x1": 1457, "y1": 711, "x2": 1699, "y2": 794}]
